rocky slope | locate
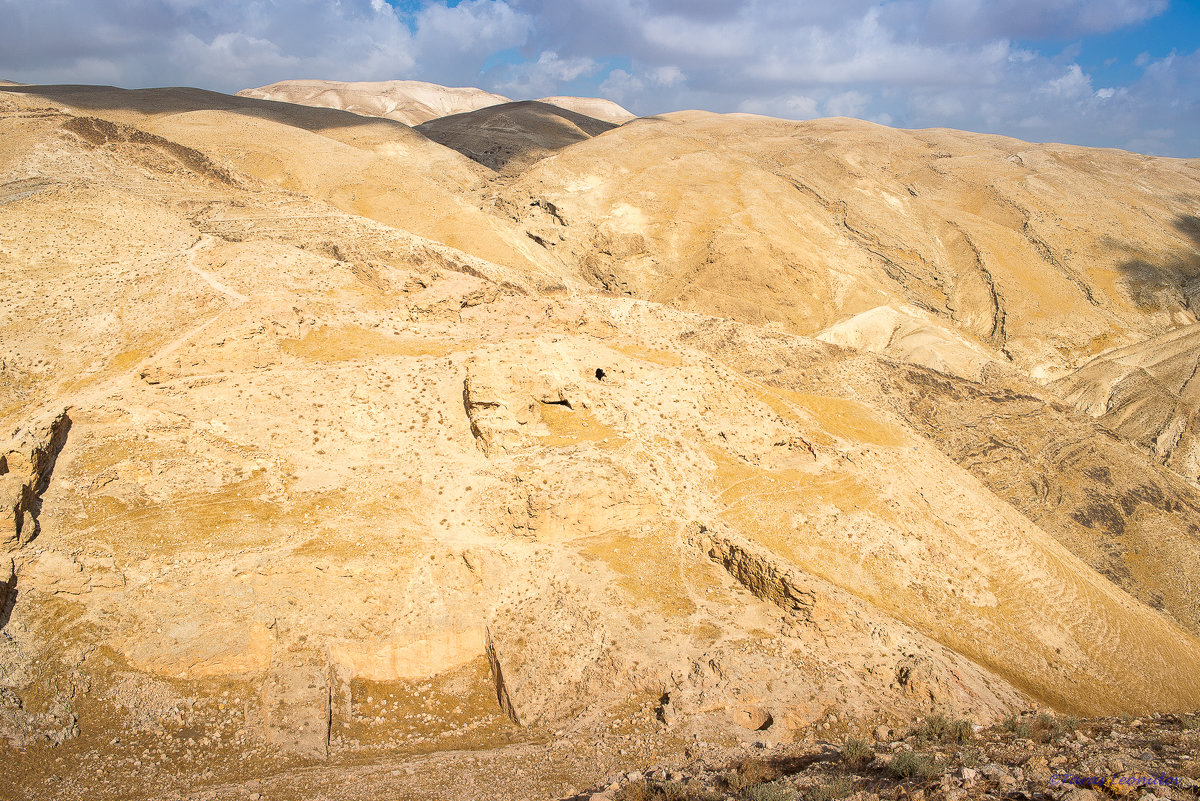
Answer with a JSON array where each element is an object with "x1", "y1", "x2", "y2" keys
[
  {"x1": 1053, "y1": 324, "x2": 1200, "y2": 484},
  {"x1": 1, "y1": 81, "x2": 1199, "y2": 801},
  {"x1": 496, "y1": 113, "x2": 1200, "y2": 379},
  {"x1": 563, "y1": 710, "x2": 1200, "y2": 801}
]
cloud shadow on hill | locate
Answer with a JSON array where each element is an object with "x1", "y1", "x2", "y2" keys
[
  {"x1": 2, "y1": 83, "x2": 417, "y2": 135},
  {"x1": 1112, "y1": 213, "x2": 1200, "y2": 314}
]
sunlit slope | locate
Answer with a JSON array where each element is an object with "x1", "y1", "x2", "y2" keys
[
  {"x1": 235, "y1": 79, "x2": 637, "y2": 127},
  {"x1": 499, "y1": 112, "x2": 1200, "y2": 378},
  {"x1": 6, "y1": 84, "x2": 1200, "y2": 800},
  {"x1": 238, "y1": 79, "x2": 511, "y2": 125},
  {"x1": 3, "y1": 84, "x2": 572, "y2": 282},
  {"x1": 534, "y1": 96, "x2": 636, "y2": 124},
  {"x1": 687, "y1": 318, "x2": 1200, "y2": 639},
  {"x1": 5, "y1": 88, "x2": 1200, "y2": 741}
]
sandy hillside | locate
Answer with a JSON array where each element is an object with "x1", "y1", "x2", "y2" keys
[
  {"x1": 1, "y1": 83, "x2": 571, "y2": 281},
  {"x1": 535, "y1": 96, "x2": 636, "y2": 124},
  {"x1": 237, "y1": 79, "x2": 511, "y2": 126},
  {"x1": 1, "y1": 82, "x2": 1200, "y2": 801}
]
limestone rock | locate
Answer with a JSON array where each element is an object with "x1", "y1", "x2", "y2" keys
[
  {"x1": 816, "y1": 304, "x2": 1002, "y2": 382},
  {"x1": 1054, "y1": 324, "x2": 1200, "y2": 485}
]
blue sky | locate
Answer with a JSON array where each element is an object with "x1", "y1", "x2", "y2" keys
[{"x1": 1, "y1": 0, "x2": 1197, "y2": 156}]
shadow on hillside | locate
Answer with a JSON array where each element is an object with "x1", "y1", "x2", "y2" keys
[
  {"x1": 0, "y1": 581, "x2": 15, "y2": 632},
  {"x1": 2, "y1": 83, "x2": 412, "y2": 134},
  {"x1": 414, "y1": 100, "x2": 616, "y2": 171},
  {"x1": 1113, "y1": 214, "x2": 1200, "y2": 313}
]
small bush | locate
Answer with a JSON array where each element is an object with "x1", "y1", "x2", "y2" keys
[
  {"x1": 1033, "y1": 713, "x2": 1063, "y2": 742},
  {"x1": 1003, "y1": 716, "x2": 1032, "y2": 739},
  {"x1": 842, "y1": 736, "x2": 873, "y2": 768},
  {"x1": 889, "y1": 752, "x2": 940, "y2": 781},
  {"x1": 616, "y1": 780, "x2": 654, "y2": 801},
  {"x1": 745, "y1": 781, "x2": 797, "y2": 801},
  {"x1": 1044, "y1": 715, "x2": 1079, "y2": 742},
  {"x1": 809, "y1": 776, "x2": 854, "y2": 801},
  {"x1": 1182, "y1": 715, "x2": 1200, "y2": 731},
  {"x1": 1006, "y1": 712, "x2": 1074, "y2": 743},
  {"x1": 659, "y1": 781, "x2": 690, "y2": 801},
  {"x1": 738, "y1": 758, "x2": 781, "y2": 785},
  {"x1": 915, "y1": 713, "x2": 973, "y2": 745},
  {"x1": 725, "y1": 772, "x2": 751, "y2": 793}
]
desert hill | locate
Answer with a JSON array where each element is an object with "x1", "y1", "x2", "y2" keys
[
  {"x1": 497, "y1": 111, "x2": 1200, "y2": 379},
  {"x1": 1, "y1": 83, "x2": 571, "y2": 281},
  {"x1": 2, "y1": 81, "x2": 1200, "y2": 801},
  {"x1": 416, "y1": 100, "x2": 618, "y2": 171},
  {"x1": 237, "y1": 79, "x2": 639, "y2": 129},
  {"x1": 236, "y1": 78, "x2": 511, "y2": 126},
  {"x1": 534, "y1": 96, "x2": 636, "y2": 124}
]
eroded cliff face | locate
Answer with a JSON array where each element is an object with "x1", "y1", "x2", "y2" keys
[{"x1": 1, "y1": 83, "x2": 1199, "y2": 801}]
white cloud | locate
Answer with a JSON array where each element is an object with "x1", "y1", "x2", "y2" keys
[
  {"x1": 413, "y1": 0, "x2": 531, "y2": 56},
  {"x1": 173, "y1": 32, "x2": 304, "y2": 84},
  {"x1": 825, "y1": 90, "x2": 872, "y2": 118},
  {"x1": 1041, "y1": 64, "x2": 1093, "y2": 99},
  {"x1": 0, "y1": 0, "x2": 532, "y2": 91},
  {"x1": 650, "y1": 66, "x2": 684, "y2": 87},
  {"x1": 495, "y1": 51, "x2": 599, "y2": 96},
  {"x1": 0, "y1": 0, "x2": 1194, "y2": 155},
  {"x1": 786, "y1": 95, "x2": 819, "y2": 117}
]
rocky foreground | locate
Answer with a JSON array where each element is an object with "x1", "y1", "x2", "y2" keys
[{"x1": 568, "y1": 711, "x2": 1200, "y2": 801}]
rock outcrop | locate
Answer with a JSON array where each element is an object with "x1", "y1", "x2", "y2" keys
[{"x1": 1054, "y1": 324, "x2": 1200, "y2": 485}]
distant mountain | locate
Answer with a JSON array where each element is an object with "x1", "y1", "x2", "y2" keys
[
  {"x1": 238, "y1": 79, "x2": 638, "y2": 128},
  {"x1": 534, "y1": 95, "x2": 636, "y2": 124},
  {"x1": 236, "y1": 78, "x2": 511, "y2": 126}
]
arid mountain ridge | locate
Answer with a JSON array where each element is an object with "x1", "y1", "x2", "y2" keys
[
  {"x1": 0, "y1": 78, "x2": 1198, "y2": 801},
  {"x1": 237, "y1": 79, "x2": 637, "y2": 126}
]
